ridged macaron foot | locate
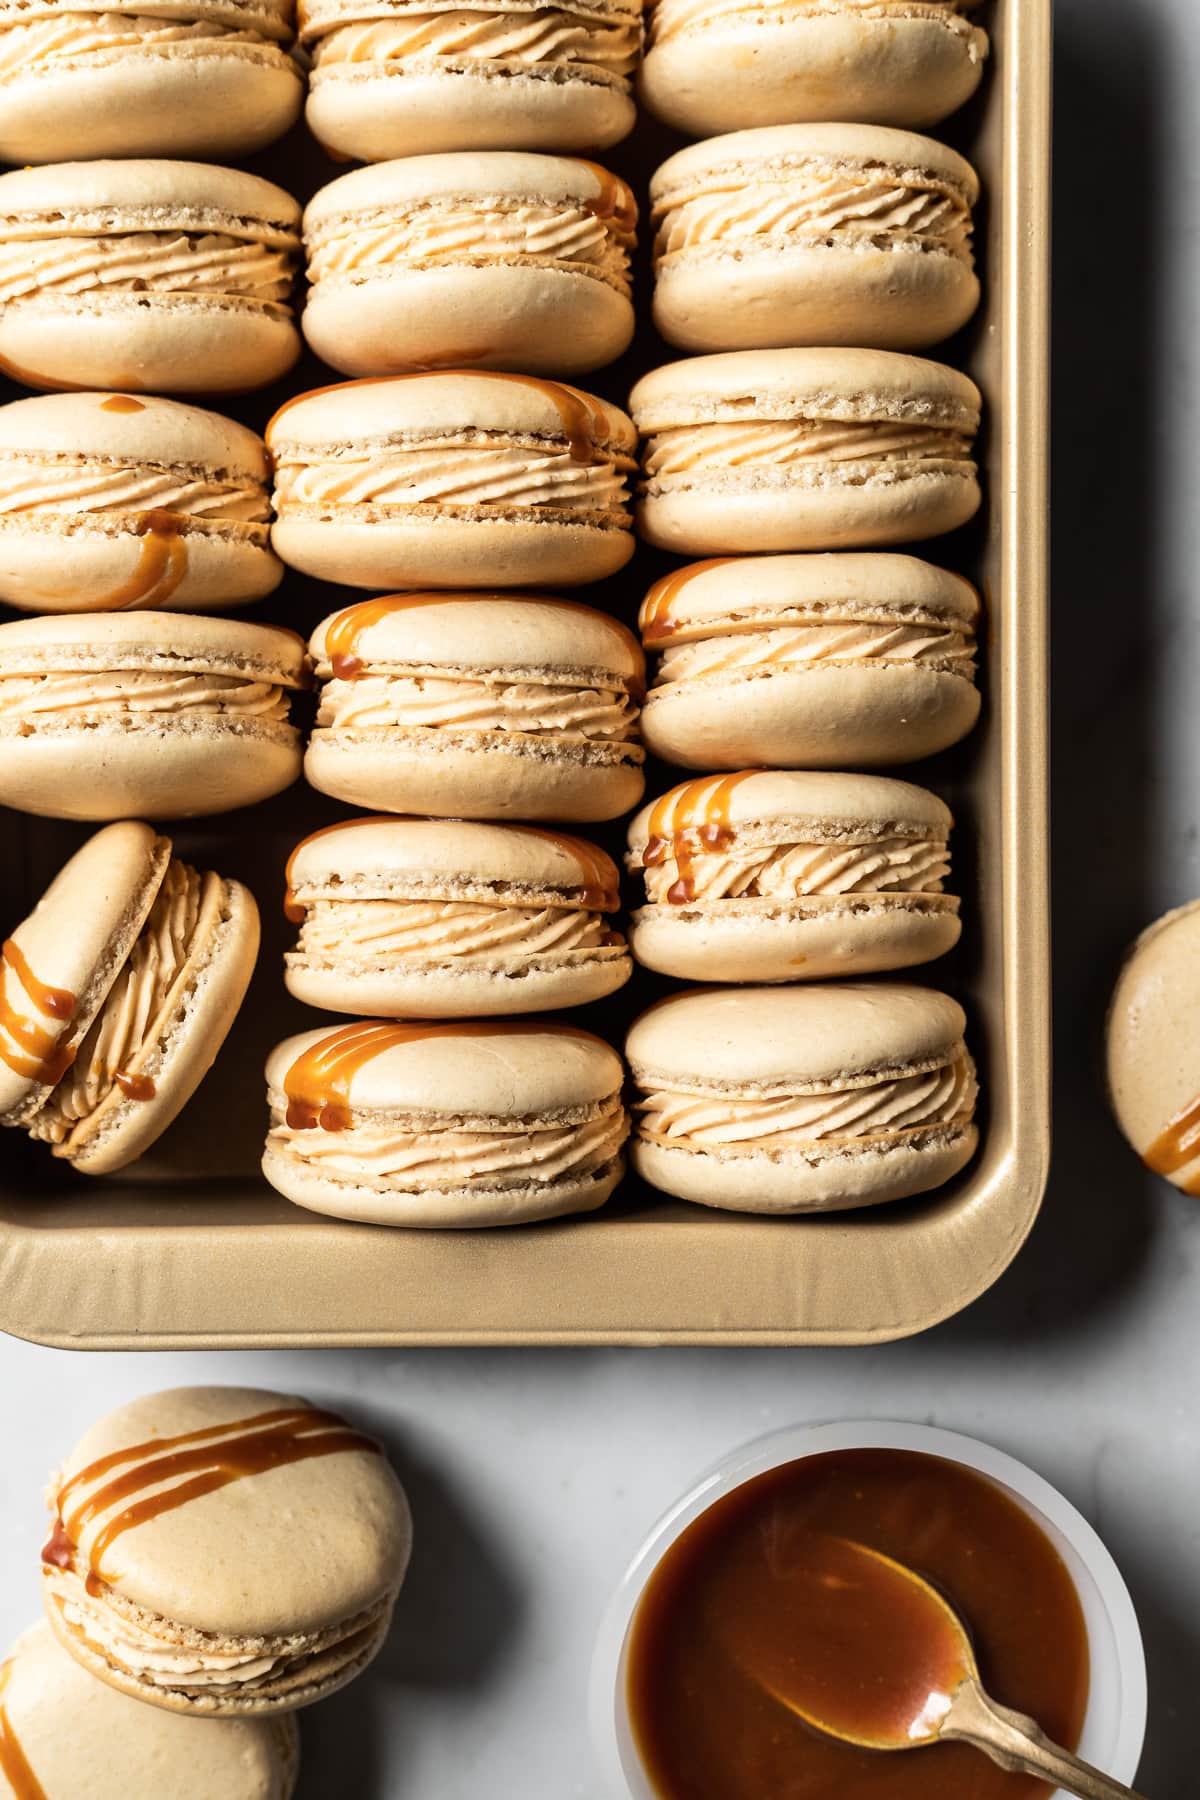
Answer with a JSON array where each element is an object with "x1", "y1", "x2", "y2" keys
[
  {"x1": 262, "y1": 1018, "x2": 629, "y2": 1226},
  {"x1": 0, "y1": 391, "x2": 281, "y2": 614},
  {"x1": 1107, "y1": 899, "x2": 1200, "y2": 1196},
  {"x1": 303, "y1": 154, "x2": 637, "y2": 378},
  {"x1": 284, "y1": 815, "x2": 632, "y2": 1016},
  {"x1": 630, "y1": 349, "x2": 982, "y2": 554},
  {"x1": 626, "y1": 771, "x2": 959, "y2": 983},
  {"x1": 0, "y1": 1622, "x2": 300, "y2": 1798},
  {"x1": 639, "y1": 0, "x2": 988, "y2": 137},
  {"x1": 0, "y1": 612, "x2": 306, "y2": 819},
  {"x1": 0, "y1": 821, "x2": 259, "y2": 1175},
  {"x1": 626, "y1": 983, "x2": 978, "y2": 1214},
  {"x1": 305, "y1": 594, "x2": 645, "y2": 822},
  {"x1": 638, "y1": 553, "x2": 981, "y2": 768},
  {"x1": 651, "y1": 125, "x2": 980, "y2": 354},
  {"x1": 0, "y1": 0, "x2": 303, "y2": 164},
  {"x1": 0, "y1": 161, "x2": 301, "y2": 394},
  {"x1": 300, "y1": 0, "x2": 641, "y2": 161},
  {"x1": 40, "y1": 1386, "x2": 412, "y2": 1715},
  {"x1": 267, "y1": 373, "x2": 636, "y2": 590}
]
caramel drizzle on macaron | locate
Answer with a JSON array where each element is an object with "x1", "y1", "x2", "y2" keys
[
  {"x1": 574, "y1": 161, "x2": 638, "y2": 236},
  {"x1": 0, "y1": 939, "x2": 77, "y2": 1085},
  {"x1": 0, "y1": 1660, "x2": 48, "y2": 1800},
  {"x1": 88, "y1": 509, "x2": 188, "y2": 613},
  {"x1": 1143, "y1": 1092, "x2": 1200, "y2": 1194},
  {"x1": 641, "y1": 772, "x2": 760, "y2": 904},
  {"x1": 639, "y1": 559, "x2": 738, "y2": 647},
  {"x1": 100, "y1": 396, "x2": 145, "y2": 414},
  {"x1": 42, "y1": 1407, "x2": 382, "y2": 1590},
  {"x1": 113, "y1": 1070, "x2": 156, "y2": 1102}
]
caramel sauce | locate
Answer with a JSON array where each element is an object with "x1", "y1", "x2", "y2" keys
[
  {"x1": 0, "y1": 939, "x2": 77, "y2": 1085},
  {"x1": 113, "y1": 1070, "x2": 156, "y2": 1102},
  {"x1": 639, "y1": 559, "x2": 738, "y2": 647},
  {"x1": 0, "y1": 1661, "x2": 48, "y2": 1800},
  {"x1": 89, "y1": 508, "x2": 187, "y2": 612},
  {"x1": 100, "y1": 395, "x2": 146, "y2": 414},
  {"x1": 575, "y1": 160, "x2": 638, "y2": 236},
  {"x1": 628, "y1": 1448, "x2": 1090, "y2": 1800},
  {"x1": 641, "y1": 773, "x2": 759, "y2": 904},
  {"x1": 1143, "y1": 1092, "x2": 1200, "y2": 1194},
  {"x1": 44, "y1": 1406, "x2": 382, "y2": 1586}
]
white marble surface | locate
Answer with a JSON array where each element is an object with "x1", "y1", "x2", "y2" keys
[{"x1": 2, "y1": 1, "x2": 1199, "y2": 1791}]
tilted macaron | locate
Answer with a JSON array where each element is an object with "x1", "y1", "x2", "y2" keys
[
  {"x1": 638, "y1": 553, "x2": 981, "y2": 768},
  {"x1": 1107, "y1": 900, "x2": 1200, "y2": 1196},
  {"x1": 262, "y1": 1019, "x2": 629, "y2": 1225},
  {"x1": 41, "y1": 1385, "x2": 411, "y2": 1715},
  {"x1": 626, "y1": 982, "x2": 978, "y2": 1214},
  {"x1": 305, "y1": 594, "x2": 645, "y2": 822},
  {"x1": 640, "y1": 0, "x2": 988, "y2": 138},
  {"x1": 0, "y1": 1622, "x2": 299, "y2": 1800},
  {"x1": 630, "y1": 349, "x2": 982, "y2": 554},
  {"x1": 626, "y1": 771, "x2": 959, "y2": 983},
  {"x1": 0, "y1": 391, "x2": 281, "y2": 615},
  {"x1": 0, "y1": 161, "x2": 301, "y2": 395},
  {"x1": 0, "y1": 822, "x2": 258, "y2": 1175},
  {"x1": 300, "y1": 0, "x2": 642, "y2": 162},
  {"x1": 0, "y1": 612, "x2": 305, "y2": 819},
  {"x1": 267, "y1": 373, "x2": 637, "y2": 590},
  {"x1": 0, "y1": 0, "x2": 303, "y2": 165},
  {"x1": 284, "y1": 816, "x2": 631, "y2": 1016},
  {"x1": 651, "y1": 125, "x2": 980, "y2": 354},
  {"x1": 303, "y1": 154, "x2": 637, "y2": 378}
]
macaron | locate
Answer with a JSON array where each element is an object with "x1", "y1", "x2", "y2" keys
[
  {"x1": 637, "y1": 553, "x2": 981, "y2": 768},
  {"x1": 0, "y1": 391, "x2": 281, "y2": 615},
  {"x1": 639, "y1": 0, "x2": 988, "y2": 138},
  {"x1": 300, "y1": 0, "x2": 642, "y2": 162},
  {"x1": 0, "y1": 612, "x2": 305, "y2": 819},
  {"x1": 267, "y1": 373, "x2": 637, "y2": 590},
  {"x1": 262, "y1": 1019, "x2": 629, "y2": 1225},
  {"x1": 41, "y1": 1385, "x2": 412, "y2": 1715},
  {"x1": 303, "y1": 154, "x2": 637, "y2": 378},
  {"x1": 0, "y1": 822, "x2": 258, "y2": 1175},
  {"x1": 0, "y1": 161, "x2": 301, "y2": 395},
  {"x1": 304, "y1": 594, "x2": 645, "y2": 822},
  {"x1": 1107, "y1": 900, "x2": 1200, "y2": 1196},
  {"x1": 626, "y1": 771, "x2": 959, "y2": 983},
  {"x1": 0, "y1": 1622, "x2": 299, "y2": 1799},
  {"x1": 284, "y1": 816, "x2": 631, "y2": 1016},
  {"x1": 626, "y1": 983, "x2": 978, "y2": 1214},
  {"x1": 650, "y1": 125, "x2": 980, "y2": 353},
  {"x1": 630, "y1": 349, "x2": 982, "y2": 553},
  {"x1": 0, "y1": 0, "x2": 303, "y2": 165}
]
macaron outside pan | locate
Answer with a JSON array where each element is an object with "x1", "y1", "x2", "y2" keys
[{"x1": 1107, "y1": 899, "x2": 1200, "y2": 1196}]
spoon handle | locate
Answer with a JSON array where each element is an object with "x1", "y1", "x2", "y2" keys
[{"x1": 942, "y1": 1678, "x2": 1147, "y2": 1800}]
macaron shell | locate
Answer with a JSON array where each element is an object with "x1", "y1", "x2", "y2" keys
[
  {"x1": 308, "y1": 591, "x2": 644, "y2": 678},
  {"x1": 628, "y1": 897, "x2": 960, "y2": 984},
  {"x1": 284, "y1": 948, "x2": 631, "y2": 1018},
  {"x1": 625, "y1": 768, "x2": 955, "y2": 842},
  {"x1": 639, "y1": 550, "x2": 980, "y2": 630},
  {"x1": 271, "y1": 510, "x2": 634, "y2": 590},
  {"x1": 0, "y1": 518, "x2": 282, "y2": 616},
  {"x1": 287, "y1": 815, "x2": 624, "y2": 893},
  {"x1": 1106, "y1": 898, "x2": 1200, "y2": 1191}
]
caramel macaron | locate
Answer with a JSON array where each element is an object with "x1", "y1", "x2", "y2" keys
[
  {"x1": 267, "y1": 373, "x2": 637, "y2": 590},
  {"x1": 1107, "y1": 899, "x2": 1200, "y2": 1196},
  {"x1": 41, "y1": 1385, "x2": 412, "y2": 1715},
  {"x1": 263, "y1": 1019, "x2": 629, "y2": 1226},
  {"x1": 630, "y1": 349, "x2": 982, "y2": 554},
  {"x1": 626, "y1": 983, "x2": 978, "y2": 1214},
  {"x1": 0, "y1": 822, "x2": 258, "y2": 1175},
  {"x1": 626, "y1": 771, "x2": 959, "y2": 983},
  {"x1": 305, "y1": 593, "x2": 645, "y2": 822},
  {"x1": 303, "y1": 154, "x2": 636, "y2": 378},
  {"x1": 638, "y1": 554, "x2": 981, "y2": 769},
  {"x1": 0, "y1": 161, "x2": 301, "y2": 395},
  {"x1": 285, "y1": 815, "x2": 631, "y2": 1016}
]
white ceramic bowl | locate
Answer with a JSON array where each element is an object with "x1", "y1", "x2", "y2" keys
[{"x1": 591, "y1": 1420, "x2": 1147, "y2": 1799}]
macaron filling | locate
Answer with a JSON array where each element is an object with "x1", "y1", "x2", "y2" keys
[
  {"x1": 0, "y1": 449, "x2": 270, "y2": 524},
  {"x1": 647, "y1": 0, "x2": 984, "y2": 51},
  {"x1": 0, "y1": 667, "x2": 293, "y2": 718},
  {"x1": 0, "y1": 221, "x2": 296, "y2": 309},
  {"x1": 300, "y1": 0, "x2": 643, "y2": 83},
  {"x1": 294, "y1": 893, "x2": 623, "y2": 961},
  {"x1": 314, "y1": 668, "x2": 639, "y2": 738},
  {"x1": 640, "y1": 416, "x2": 976, "y2": 495},
  {"x1": 648, "y1": 614, "x2": 977, "y2": 686},
  {"x1": 0, "y1": 6, "x2": 297, "y2": 78},
  {"x1": 631, "y1": 830, "x2": 951, "y2": 907}
]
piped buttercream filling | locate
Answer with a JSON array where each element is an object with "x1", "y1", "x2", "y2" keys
[
  {"x1": 0, "y1": 14, "x2": 294, "y2": 77},
  {"x1": 0, "y1": 231, "x2": 294, "y2": 306},
  {"x1": 648, "y1": 0, "x2": 984, "y2": 50},
  {"x1": 0, "y1": 454, "x2": 268, "y2": 520},
  {"x1": 307, "y1": 204, "x2": 631, "y2": 291},
  {"x1": 272, "y1": 437, "x2": 633, "y2": 516},
  {"x1": 635, "y1": 836, "x2": 950, "y2": 904},
  {"x1": 0, "y1": 669, "x2": 290, "y2": 718},
  {"x1": 653, "y1": 168, "x2": 972, "y2": 261},
  {"x1": 305, "y1": 7, "x2": 641, "y2": 76},
  {"x1": 641, "y1": 419, "x2": 974, "y2": 488},
  {"x1": 314, "y1": 670, "x2": 638, "y2": 738},
  {"x1": 650, "y1": 620, "x2": 977, "y2": 683},
  {"x1": 293, "y1": 895, "x2": 619, "y2": 959}
]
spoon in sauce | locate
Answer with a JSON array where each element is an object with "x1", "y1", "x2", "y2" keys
[{"x1": 728, "y1": 1535, "x2": 1147, "y2": 1800}]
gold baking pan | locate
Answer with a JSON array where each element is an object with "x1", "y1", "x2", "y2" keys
[{"x1": 0, "y1": 0, "x2": 1050, "y2": 1347}]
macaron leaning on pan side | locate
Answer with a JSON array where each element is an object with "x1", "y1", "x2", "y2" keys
[
  {"x1": 650, "y1": 125, "x2": 980, "y2": 354},
  {"x1": 262, "y1": 1019, "x2": 629, "y2": 1226},
  {"x1": 284, "y1": 816, "x2": 632, "y2": 1016},
  {"x1": 0, "y1": 161, "x2": 301, "y2": 394},
  {"x1": 0, "y1": 0, "x2": 303, "y2": 164},
  {"x1": 0, "y1": 1622, "x2": 299, "y2": 1800},
  {"x1": 0, "y1": 391, "x2": 281, "y2": 615},
  {"x1": 41, "y1": 1385, "x2": 412, "y2": 1715},
  {"x1": 0, "y1": 612, "x2": 306, "y2": 819},
  {"x1": 639, "y1": 0, "x2": 988, "y2": 138},
  {"x1": 630, "y1": 349, "x2": 982, "y2": 554},
  {"x1": 638, "y1": 553, "x2": 981, "y2": 769},
  {"x1": 303, "y1": 154, "x2": 637, "y2": 378},
  {"x1": 626, "y1": 983, "x2": 978, "y2": 1214},
  {"x1": 626, "y1": 771, "x2": 960, "y2": 983},
  {"x1": 0, "y1": 821, "x2": 259, "y2": 1176},
  {"x1": 305, "y1": 593, "x2": 645, "y2": 822},
  {"x1": 267, "y1": 373, "x2": 637, "y2": 589},
  {"x1": 1106, "y1": 898, "x2": 1200, "y2": 1196}
]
